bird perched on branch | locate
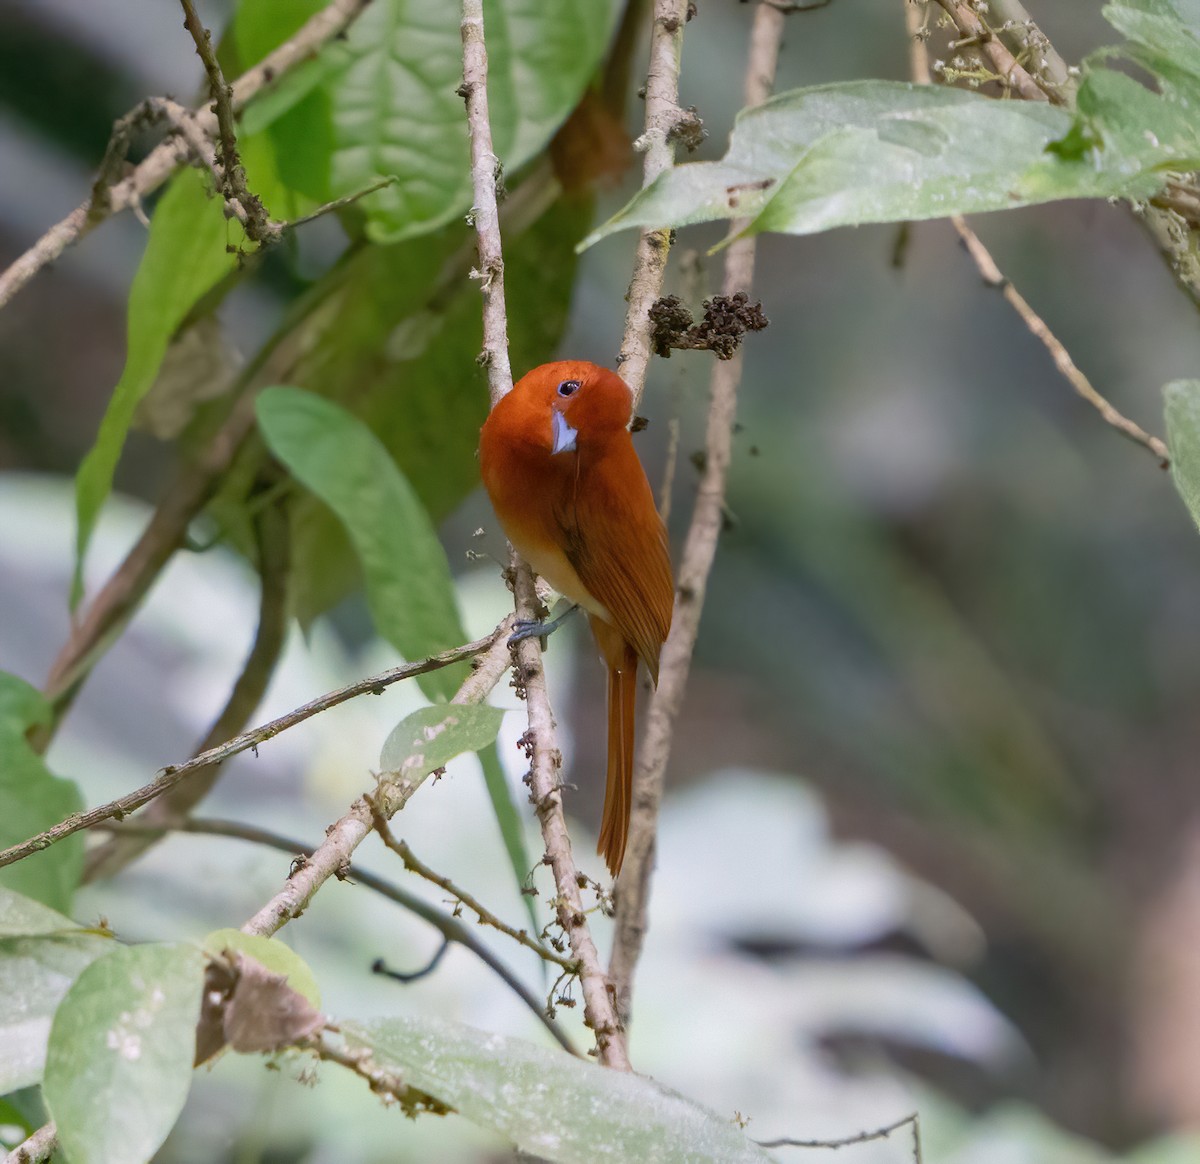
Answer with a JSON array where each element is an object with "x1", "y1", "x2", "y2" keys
[{"x1": 479, "y1": 360, "x2": 674, "y2": 875}]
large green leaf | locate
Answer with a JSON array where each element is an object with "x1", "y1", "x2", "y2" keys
[
  {"x1": 1164, "y1": 380, "x2": 1200, "y2": 530},
  {"x1": 343, "y1": 1016, "x2": 776, "y2": 1163},
  {"x1": 1103, "y1": 0, "x2": 1200, "y2": 100},
  {"x1": 580, "y1": 81, "x2": 1171, "y2": 249},
  {"x1": 0, "y1": 674, "x2": 84, "y2": 912},
  {"x1": 256, "y1": 387, "x2": 469, "y2": 701},
  {"x1": 42, "y1": 942, "x2": 206, "y2": 1164},
  {"x1": 234, "y1": 0, "x2": 621, "y2": 241},
  {"x1": 72, "y1": 168, "x2": 243, "y2": 605}
]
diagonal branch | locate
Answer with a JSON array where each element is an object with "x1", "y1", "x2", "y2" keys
[
  {"x1": 0, "y1": 0, "x2": 374, "y2": 312},
  {"x1": 0, "y1": 623, "x2": 511, "y2": 872},
  {"x1": 608, "y1": 0, "x2": 784, "y2": 1025}
]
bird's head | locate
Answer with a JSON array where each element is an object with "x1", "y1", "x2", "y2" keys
[{"x1": 513, "y1": 360, "x2": 633, "y2": 455}]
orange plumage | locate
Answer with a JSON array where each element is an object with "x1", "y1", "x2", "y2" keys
[{"x1": 479, "y1": 360, "x2": 674, "y2": 875}]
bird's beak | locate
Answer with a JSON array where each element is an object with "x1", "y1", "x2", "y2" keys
[{"x1": 551, "y1": 410, "x2": 578, "y2": 455}]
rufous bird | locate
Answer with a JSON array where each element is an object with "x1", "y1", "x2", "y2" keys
[{"x1": 479, "y1": 361, "x2": 674, "y2": 875}]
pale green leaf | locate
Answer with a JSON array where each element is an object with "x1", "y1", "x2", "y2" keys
[
  {"x1": 0, "y1": 886, "x2": 82, "y2": 938},
  {"x1": 0, "y1": 928, "x2": 114, "y2": 1093},
  {"x1": 580, "y1": 81, "x2": 1168, "y2": 249},
  {"x1": 1164, "y1": 380, "x2": 1200, "y2": 530},
  {"x1": 72, "y1": 168, "x2": 241, "y2": 605},
  {"x1": 343, "y1": 1016, "x2": 776, "y2": 1163},
  {"x1": 235, "y1": 0, "x2": 621, "y2": 241},
  {"x1": 0, "y1": 673, "x2": 84, "y2": 912},
  {"x1": 255, "y1": 387, "x2": 468, "y2": 700},
  {"x1": 202, "y1": 929, "x2": 320, "y2": 1008},
  {"x1": 43, "y1": 942, "x2": 206, "y2": 1164},
  {"x1": 379, "y1": 704, "x2": 505, "y2": 778}
]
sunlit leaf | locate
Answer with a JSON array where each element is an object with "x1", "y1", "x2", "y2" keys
[
  {"x1": 43, "y1": 942, "x2": 206, "y2": 1164},
  {"x1": 256, "y1": 387, "x2": 468, "y2": 701},
  {"x1": 72, "y1": 168, "x2": 242, "y2": 605},
  {"x1": 343, "y1": 1016, "x2": 775, "y2": 1163},
  {"x1": 235, "y1": 0, "x2": 621, "y2": 241},
  {"x1": 580, "y1": 81, "x2": 1170, "y2": 249},
  {"x1": 0, "y1": 674, "x2": 84, "y2": 912}
]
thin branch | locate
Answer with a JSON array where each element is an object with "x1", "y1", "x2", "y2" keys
[
  {"x1": 458, "y1": 0, "x2": 629, "y2": 1068},
  {"x1": 0, "y1": 623, "x2": 511, "y2": 872},
  {"x1": 932, "y1": 0, "x2": 1047, "y2": 100},
  {"x1": 83, "y1": 487, "x2": 292, "y2": 881},
  {"x1": 3, "y1": 1123, "x2": 57, "y2": 1164},
  {"x1": 608, "y1": 0, "x2": 783, "y2": 1027},
  {"x1": 370, "y1": 814, "x2": 580, "y2": 972},
  {"x1": 758, "y1": 1111, "x2": 923, "y2": 1160},
  {"x1": 179, "y1": 0, "x2": 277, "y2": 243},
  {"x1": 460, "y1": 0, "x2": 513, "y2": 405},
  {"x1": 951, "y1": 219, "x2": 1169, "y2": 462},
  {"x1": 987, "y1": 0, "x2": 1074, "y2": 99},
  {"x1": 100, "y1": 815, "x2": 578, "y2": 1055},
  {"x1": 511, "y1": 564, "x2": 631, "y2": 1069},
  {"x1": 616, "y1": 0, "x2": 692, "y2": 409},
  {"x1": 373, "y1": 943, "x2": 449, "y2": 984},
  {"x1": 240, "y1": 626, "x2": 513, "y2": 937},
  {"x1": 304, "y1": 1028, "x2": 434, "y2": 1113},
  {"x1": 0, "y1": 0, "x2": 374, "y2": 312},
  {"x1": 907, "y1": 1, "x2": 1170, "y2": 466}
]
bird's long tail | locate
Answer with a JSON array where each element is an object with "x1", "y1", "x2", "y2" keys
[{"x1": 590, "y1": 617, "x2": 638, "y2": 876}]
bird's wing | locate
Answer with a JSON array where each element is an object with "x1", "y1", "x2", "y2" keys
[{"x1": 554, "y1": 442, "x2": 674, "y2": 682}]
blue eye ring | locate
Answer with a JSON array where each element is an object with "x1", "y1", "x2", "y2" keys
[{"x1": 557, "y1": 379, "x2": 581, "y2": 397}]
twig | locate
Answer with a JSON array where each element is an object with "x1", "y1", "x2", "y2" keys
[
  {"x1": 757, "y1": 1111, "x2": 922, "y2": 1159},
  {"x1": 907, "y1": 2, "x2": 1170, "y2": 465},
  {"x1": 370, "y1": 816, "x2": 580, "y2": 972},
  {"x1": 3, "y1": 1123, "x2": 57, "y2": 1164},
  {"x1": 179, "y1": 0, "x2": 277, "y2": 243},
  {"x1": 951, "y1": 220, "x2": 1169, "y2": 462},
  {"x1": 608, "y1": 0, "x2": 783, "y2": 1027},
  {"x1": 240, "y1": 625, "x2": 513, "y2": 937},
  {"x1": 303, "y1": 1028, "x2": 435, "y2": 1114},
  {"x1": 512, "y1": 565, "x2": 631, "y2": 1069},
  {"x1": 459, "y1": 0, "x2": 513, "y2": 404},
  {"x1": 458, "y1": 0, "x2": 629, "y2": 1068},
  {"x1": 616, "y1": 0, "x2": 692, "y2": 409},
  {"x1": 0, "y1": 623, "x2": 511, "y2": 871},
  {"x1": 99, "y1": 815, "x2": 578, "y2": 1055},
  {"x1": 987, "y1": 0, "x2": 1074, "y2": 99},
  {"x1": 932, "y1": 0, "x2": 1047, "y2": 100},
  {"x1": 82, "y1": 488, "x2": 292, "y2": 881},
  {"x1": 0, "y1": 0, "x2": 374, "y2": 312},
  {"x1": 373, "y1": 943, "x2": 449, "y2": 984}
]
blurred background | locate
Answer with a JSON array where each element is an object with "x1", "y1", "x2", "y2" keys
[{"x1": 4, "y1": 0, "x2": 1200, "y2": 1160}]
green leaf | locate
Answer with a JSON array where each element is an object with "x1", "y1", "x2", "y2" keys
[
  {"x1": 43, "y1": 942, "x2": 206, "y2": 1164},
  {"x1": 255, "y1": 387, "x2": 468, "y2": 700},
  {"x1": 1103, "y1": 0, "x2": 1200, "y2": 101},
  {"x1": 581, "y1": 81, "x2": 1168, "y2": 249},
  {"x1": 379, "y1": 704, "x2": 505, "y2": 777},
  {"x1": 1164, "y1": 380, "x2": 1200, "y2": 529},
  {"x1": 72, "y1": 168, "x2": 242, "y2": 605},
  {"x1": 235, "y1": 0, "x2": 621, "y2": 241},
  {"x1": 0, "y1": 886, "x2": 82, "y2": 939},
  {"x1": 343, "y1": 1017, "x2": 776, "y2": 1163},
  {"x1": 0, "y1": 926, "x2": 114, "y2": 1093},
  {"x1": 0, "y1": 674, "x2": 84, "y2": 912},
  {"x1": 478, "y1": 742, "x2": 535, "y2": 920},
  {"x1": 202, "y1": 929, "x2": 320, "y2": 1008}
]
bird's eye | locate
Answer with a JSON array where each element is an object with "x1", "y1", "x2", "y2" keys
[{"x1": 557, "y1": 380, "x2": 581, "y2": 398}]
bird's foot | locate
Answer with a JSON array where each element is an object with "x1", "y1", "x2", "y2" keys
[{"x1": 507, "y1": 604, "x2": 579, "y2": 647}]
